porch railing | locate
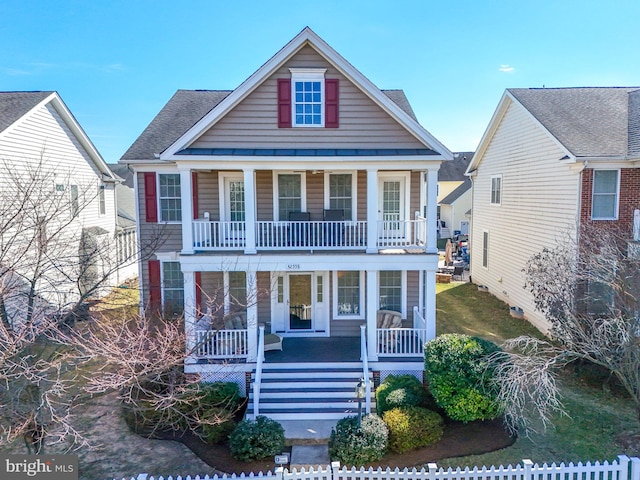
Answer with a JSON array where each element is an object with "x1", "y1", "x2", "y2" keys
[
  {"x1": 359, "y1": 325, "x2": 371, "y2": 414},
  {"x1": 194, "y1": 329, "x2": 248, "y2": 359},
  {"x1": 251, "y1": 325, "x2": 265, "y2": 419},
  {"x1": 192, "y1": 218, "x2": 427, "y2": 251}
]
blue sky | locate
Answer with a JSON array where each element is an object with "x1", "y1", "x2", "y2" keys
[{"x1": 1, "y1": 0, "x2": 639, "y2": 162}]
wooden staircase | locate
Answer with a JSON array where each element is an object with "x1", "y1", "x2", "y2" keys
[{"x1": 246, "y1": 362, "x2": 374, "y2": 420}]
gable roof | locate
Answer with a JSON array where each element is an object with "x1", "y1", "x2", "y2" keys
[
  {"x1": 467, "y1": 87, "x2": 640, "y2": 174},
  {"x1": 440, "y1": 178, "x2": 471, "y2": 205},
  {"x1": 439, "y1": 152, "x2": 473, "y2": 181},
  {"x1": 0, "y1": 91, "x2": 116, "y2": 180},
  {"x1": 122, "y1": 89, "x2": 421, "y2": 161},
  {"x1": 127, "y1": 27, "x2": 451, "y2": 162}
]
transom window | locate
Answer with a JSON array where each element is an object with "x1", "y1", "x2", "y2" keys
[
  {"x1": 591, "y1": 170, "x2": 619, "y2": 220},
  {"x1": 159, "y1": 173, "x2": 182, "y2": 222},
  {"x1": 162, "y1": 261, "x2": 184, "y2": 316},
  {"x1": 490, "y1": 175, "x2": 502, "y2": 205},
  {"x1": 290, "y1": 69, "x2": 326, "y2": 127}
]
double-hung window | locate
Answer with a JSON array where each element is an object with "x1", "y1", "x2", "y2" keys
[
  {"x1": 490, "y1": 175, "x2": 502, "y2": 205},
  {"x1": 98, "y1": 184, "x2": 106, "y2": 215},
  {"x1": 591, "y1": 170, "x2": 619, "y2": 220},
  {"x1": 159, "y1": 173, "x2": 182, "y2": 222},
  {"x1": 227, "y1": 271, "x2": 247, "y2": 313},
  {"x1": 327, "y1": 173, "x2": 354, "y2": 220},
  {"x1": 334, "y1": 271, "x2": 363, "y2": 318},
  {"x1": 277, "y1": 173, "x2": 303, "y2": 221},
  {"x1": 162, "y1": 261, "x2": 184, "y2": 316},
  {"x1": 379, "y1": 271, "x2": 403, "y2": 314},
  {"x1": 291, "y1": 69, "x2": 326, "y2": 127}
]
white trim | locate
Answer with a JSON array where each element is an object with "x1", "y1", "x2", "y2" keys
[
  {"x1": 218, "y1": 172, "x2": 245, "y2": 222},
  {"x1": 482, "y1": 230, "x2": 489, "y2": 269},
  {"x1": 378, "y1": 171, "x2": 411, "y2": 222},
  {"x1": 272, "y1": 171, "x2": 307, "y2": 221},
  {"x1": 590, "y1": 168, "x2": 620, "y2": 220},
  {"x1": 332, "y1": 270, "x2": 365, "y2": 320},
  {"x1": 323, "y1": 170, "x2": 357, "y2": 221},
  {"x1": 160, "y1": 28, "x2": 453, "y2": 160},
  {"x1": 290, "y1": 68, "x2": 326, "y2": 128},
  {"x1": 157, "y1": 172, "x2": 182, "y2": 224}
]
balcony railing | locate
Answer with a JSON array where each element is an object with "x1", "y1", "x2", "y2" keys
[
  {"x1": 192, "y1": 218, "x2": 427, "y2": 251},
  {"x1": 195, "y1": 329, "x2": 248, "y2": 359}
]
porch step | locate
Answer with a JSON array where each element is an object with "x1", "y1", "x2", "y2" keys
[{"x1": 247, "y1": 363, "x2": 375, "y2": 421}]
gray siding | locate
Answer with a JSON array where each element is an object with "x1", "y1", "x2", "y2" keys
[
  {"x1": 256, "y1": 170, "x2": 273, "y2": 221},
  {"x1": 195, "y1": 171, "x2": 220, "y2": 220},
  {"x1": 191, "y1": 46, "x2": 425, "y2": 150},
  {"x1": 257, "y1": 272, "x2": 272, "y2": 325}
]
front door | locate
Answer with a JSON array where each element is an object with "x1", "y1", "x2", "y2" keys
[{"x1": 287, "y1": 273, "x2": 313, "y2": 331}]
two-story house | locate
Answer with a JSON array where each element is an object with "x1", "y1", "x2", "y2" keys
[
  {"x1": 0, "y1": 91, "x2": 122, "y2": 321},
  {"x1": 121, "y1": 28, "x2": 452, "y2": 420},
  {"x1": 466, "y1": 87, "x2": 640, "y2": 333}
]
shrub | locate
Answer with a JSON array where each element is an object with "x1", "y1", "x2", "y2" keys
[
  {"x1": 228, "y1": 416, "x2": 285, "y2": 461},
  {"x1": 200, "y1": 382, "x2": 242, "y2": 411},
  {"x1": 375, "y1": 374, "x2": 426, "y2": 414},
  {"x1": 424, "y1": 333, "x2": 501, "y2": 422},
  {"x1": 329, "y1": 414, "x2": 388, "y2": 465},
  {"x1": 200, "y1": 407, "x2": 236, "y2": 444},
  {"x1": 383, "y1": 406, "x2": 443, "y2": 453}
]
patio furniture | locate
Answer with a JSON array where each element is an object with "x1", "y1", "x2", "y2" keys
[
  {"x1": 288, "y1": 211, "x2": 311, "y2": 246},
  {"x1": 264, "y1": 333, "x2": 283, "y2": 352},
  {"x1": 323, "y1": 209, "x2": 344, "y2": 246},
  {"x1": 452, "y1": 265, "x2": 464, "y2": 281},
  {"x1": 376, "y1": 309, "x2": 403, "y2": 352}
]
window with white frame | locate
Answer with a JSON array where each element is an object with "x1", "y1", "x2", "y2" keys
[
  {"x1": 277, "y1": 173, "x2": 302, "y2": 220},
  {"x1": 98, "y1": 184, "x2": 106, "y2": 215},
  {"x1": 227, "y1": 271, "x2": 247, "y2": 313},
  {"x1": 482, "y1": 231, "x2": 489, "y2": 268},
  {"x1": 291, "y1": 69, "x2": 325, "y2": 127},
  {"x1": 591, "y1": 170, "x2": 619, "y2": 220},
  {"x1": 379, "y1": 271, "x2": 403, "y2": 313},
  {"x1": 162, "y1": 261, "x2": 184, "y2": 316},
  {"x1": 327, "y1": 173, "x2": 353, "y2": 220},
  {"x1": 70, "y1": 184, "x2": 79, "y2": 217},
  {"x1": 159, "y1": 173, "x2": 182, "y2": 222},
  {"x1": 335, "y1": 271, "x2": 362, "y2": 317},
  {"x1": 490, "y1": 175, "x2": 502, "y2": 205}
]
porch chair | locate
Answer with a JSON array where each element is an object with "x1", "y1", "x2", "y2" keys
[
  {"x1": 452, "y1": 266, "x2": 464, "y2": 281},
  {"x1": 323, "y1": 209, "x2": 344, "y2": 246},
  {"x1": 288, "y1": 211, "x2": 311, "y2": 246},
  {"x1": 218, "y1": 312, "x2": 248, "y2": 355},
  {"x1": 376, "y1": 309, "x2": 403, "y2": 353}
]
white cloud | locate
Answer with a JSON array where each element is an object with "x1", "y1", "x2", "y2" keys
[{"x1": 499, "y1": 64, "x2": 515, "y2": 73}]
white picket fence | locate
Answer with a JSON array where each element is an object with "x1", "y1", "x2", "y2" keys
[{"x1": 113, "y1": 455, "x2": 640, "y2": 480}]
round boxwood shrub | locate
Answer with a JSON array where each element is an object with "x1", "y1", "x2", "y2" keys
[
  {"x1": 329, "y1": 414, "x2": 388, "y2": 465},
  {"x1": 228, "y1": 416, "x2": 285, "y2": 461},
  {"x1": 375, "y1": 374, "x2": 426, "y2": 414},
  {"x1": 382, "y1": 406, "x2": 443, "y2": 453},
  {"x1": 424, "y1": 333, "x2": 501, "y2": 422}
]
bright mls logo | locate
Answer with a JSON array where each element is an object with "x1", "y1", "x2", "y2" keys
[{"x1": 1, "y1": 455, "x2": 78, "y2": 480}]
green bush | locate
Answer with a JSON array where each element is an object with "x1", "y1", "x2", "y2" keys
[
  {"x1": 424, "y1": 333, "x2": 501, "y2": 422},
  {"x1": 383, "y1": 406, "x2": 443, "y2": 453},
  {"x1": 329, "y1": 414, "x2": 388, "y2": 465},
  {"x1": 375, "y1": 374, "x2": 426, "y2": 414},
  {"x1": 200, "y1": 382, "x2": 242, "y2": 411},
  {"x1": 200, "y1": 407, "x2": 236, "y2": 444},
  {"x1": 228, "y1": 416, "x2": 285, "y2": 461}
]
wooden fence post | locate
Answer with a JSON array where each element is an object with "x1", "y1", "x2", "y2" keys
[
  {"x1": 428, "y1": 462, "x2": 438, "y2": 480},
  {"x1": 619, "y1": 455, "x2": 630, "y2": 480},
  {"x1": 523, "y1": 459, "x2": 533, "y2": 480},
  {"x1": 629, "y1": 457, "x2": 640, "y2": 480}
]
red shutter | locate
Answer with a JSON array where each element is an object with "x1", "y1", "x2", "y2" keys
[
  {"x1": 195, "y1": 271, "x2": 202, "y2": 314},
  {"x1": 277, "y1": 78, "x2": 292, "y2": 128},
  {"x1": 144, "y1": 172, "x2": 158, "y2": 223},
  {"x1": 192, "y1": 172, "x2": 199, "y2": 219},
  {"x1": 148, "y1": 259, "x2": 161, "y2": 314},
  {"x1": 325, "y1": 79, "x2": 339, "y2": 128}
]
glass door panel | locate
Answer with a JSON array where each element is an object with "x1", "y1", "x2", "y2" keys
[{"x1": 288, "y1": 274, "x2": 312, "y2": 330}]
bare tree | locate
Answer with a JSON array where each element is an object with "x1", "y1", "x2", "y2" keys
[{"x1": 493, "y1": 223, "x2": 640, "y2": 433}]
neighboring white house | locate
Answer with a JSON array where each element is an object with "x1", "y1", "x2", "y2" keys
[
  {"x1": 109, "y1": 163, "x2": 139, "y2": 284},
  {"x1": 121, "y1": 27, "x2": 452, "y2": 419},
  {"x1": 438, "y1": 152, "x2": 472, "y2": 238},
  {"x1": 466, "y1": 87, "x2": 640, "y2": 332},
  {"x1": 0, "y1": 91, "x2": 124, "y2": 316}
]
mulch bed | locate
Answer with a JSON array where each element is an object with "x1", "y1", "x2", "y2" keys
[{"x1": 154, "y1": 418, "x2": 515, "y2": 474}]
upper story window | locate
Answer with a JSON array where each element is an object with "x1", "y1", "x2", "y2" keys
[
  {"x1": 490, "y1": 175, "x2": 502, "y2": 205},
  {"x1": 98, "y1": 184, "x2": 106, "y2": 215},
  {"x1": 278, "y1": 69, "x2": 338, "y2": 128},
  {"x1": 591, "y1": 170, "x2": 619, "y2": 220},
  {"x1": 159, "y1": 173, "x2": 182, "y2": 222},
  {"x1": 326, "y1": 173, "x2": 354, "y2": 221},
  {"x1": 275, "y1": 173, "x2": 304, "y2": 221}
]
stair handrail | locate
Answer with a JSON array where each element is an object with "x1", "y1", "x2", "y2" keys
[
  {"x1": 252, "y1": 325, "x2": 265, "y2": 418},
  {"x1": 360, "y1": 324, "x2": 371, "y2": 414}
]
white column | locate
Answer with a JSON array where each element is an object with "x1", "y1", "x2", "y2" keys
[
  {"x1": 425, "y1": 270, "x2": 436, "y2": 340},
  {"x1": 183, "y1": 270, "x2": 197, "y2": 363},
  {"x1": 246, "y1": 270, "x2": 258, "y2": 362},
  {"x1": 180, "y1": 169, "x2": 194, "y2": 254},
  {"x1": 243, "y1": 168, "x2": 257, "y2": 254},
  {"x1": 425, "y1": 168, "x2": 438, "y2": 253},
  {"x1": 366, "y1": 169, "x2": 378, "y2": 254},
  {"x1": 366, "y1": 269, "x2": 378, "y2": 361}
]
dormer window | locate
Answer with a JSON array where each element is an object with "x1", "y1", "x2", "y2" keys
[{"x1": 278, "y1": 69, "x2": 339, "y2": 129}]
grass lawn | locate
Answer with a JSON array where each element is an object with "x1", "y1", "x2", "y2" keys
[{"x1": 435, "y1": 282, "x2": 640, "y2": 466}]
